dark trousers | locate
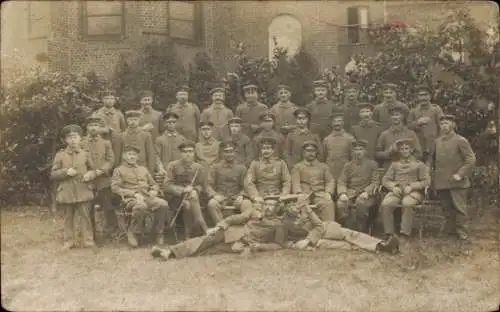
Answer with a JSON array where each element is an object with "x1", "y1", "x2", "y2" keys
[
  {"x1": 93, "y1": 187, "x2": 118, "y2": 238},
  {"x1": 60, "y1": 201, "x2": 94, "y2": 245},
  {"x1": 437, "y1": 189, "x2": 469, "y2": 233}
]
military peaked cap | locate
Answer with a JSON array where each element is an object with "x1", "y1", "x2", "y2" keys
[
  {"x1": 293, "y1": 107, "x2": 311, "y2": 118},
  {"x1": 388, "y1": 106, "x2": 404, "y2": 115},
  {"x1": 382, "y1": 83, "x2": 398, "y2": 90},
  {"x1": 178, "y1": 141, "x2": 196, "y2": 150},
  {"x1": 86, "y1": 115, "x2": 105, "y2": 126},
  {"x1": 259, "y1": 111, "x2": 276, "y2": 122},
  {"x1": 415, "y1": 84, "x2": 432, "y2": 94},
  {"x1": 302, "y1": 140, "x2": 319, "y2": 149},
  {"x1": 199, "y1": 121, "x2": 214, "y2": 128},
  {"x1": 395, "y1": 138, "x2": 415, "y2": 148},
  {"x1": 219, "y1": 141, "x2": 236, "y2": 151},
  {"x1": 242, "y1": 83, "x2": 259, "y2": 91},
  {"x1": 140, "y1": 90, "x2": 154, "y2": 98},
  {"x1": 123, "y1": 145, "x2": 141, "y2": 154},
  {"x1": 163, "y1": 111, "x2": 179, "y2": 121},
  {"x1": 101, "y1": 88, "x2": 116, "y2": 97},
  {"x1": 256, "y1": 136, "x2": 277, "y2": 146},
  {"x1": 228, "y1": 116, "x2": 243, "y2": 125},
  {"x1": 351, "y1": 140, "x2": 368, "y2": 149},
  {"x1": 344, "y1": 82, "x2": 359, "y2": 90},
  {"x1": 357, "y1": 102, "x2": 374, "y2": 111},
  {"x1": 313, "y1": 80, "x2": 328, "y2": 88},
  {"x1": 277, "y1": 84, "x2": 291, "y2": 92},
  {"x1": 60, "y1": 124, "x2": 83, "y2": 138},
  {"x1": 440, "y1": 114, "x2": 456, "y2": 122},
  {"x1": 177, "y1": 85, "x2": 190, "y2": 92},
  {"x1": 125, "y1": 110, "x2": 144, "y2": 118}
]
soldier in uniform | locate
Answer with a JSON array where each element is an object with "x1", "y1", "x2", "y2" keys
[
  {"x1": 291, "y1": 141, "x2": 335, "y2": 221},
  {"x1": 254, "y1": 111, "x2": 286, "y2": 158},
  {"x1": 195, "y1": 121, "x2": 220, "y2": 169},
  {"x1": 336, "y1": 140, "x2": 380, "y2": 231},
  {"x1": 373, "y1": 83, "x2": 410, "y2": 130},
  {"x1": 245, "y1": 137, "x2": 291, "y2": 204},
  {"x1": 407, "y1": 84, "x2": 444, "y2": 162},
  {"x1": 51, "y1": 124, "x2": 97, "y2": 249},
  {"x1": 270, "y1": 84, "x2": 298, "y2": 136},
  {"x1": 431, "y1": 115, "x2": 476, "y2": 241},
  {"x1": 235, "y1": 83, "x2": 269, "y2": 138},
  {"x1": 283, "y1": 107, "x2": 323, "y2": 169},
  {"x1": 200, "y1": 85, "x2": 234, "y2": 141},
  {"x1": 155, "y1": 112, "x2": 189, "y2": 174},
  {"x1": 306, "y1": 80, "x2": 336, "y2": 140},
  {"x1": 164, "y1": 141, "x2": 210, "y2": 238},
  {"x1": 206, "y1": 141, "x2": 253, "y2": 224},
  {"x1": 138, "y1": 90, "x2": 163, "y2": 141},
  {"x1": 376, "y1": 106, "x2": 422, "y2": 169},
  {"x1": 94, "y1": 88, "x2": 126, "y2": 134},
  {"x1": 167, "y1": 85, "x2": 200, "y2": 142},
  {"x1": 322, "y1": 112, "x2": 356, "y2": 180},
  {"x1": 339, "y1": 82, "x2": 362, "y2": 133},
  {"x1": 380, "y1": 138, "x2": 430, "y2": 250},
  {"x1": 150, "y1": 195, "x2": 286, "y2": 260},
  {"x1": 81, "y1": 116, "x2": 116, "y2": 242},
  {"x1": 222, "y1": 117, "x2": 255, "y2": 167},
  {"x1": 351, "y1": 103, "x2": 383, "y2": 160},
  {"x1": 111, "y1": 145, "x2": 169, "y2": 247}
]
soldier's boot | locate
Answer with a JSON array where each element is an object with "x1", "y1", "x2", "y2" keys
[
  {"x1": 127, "y1": 230, "x2": 139, "y2": 248},
  {"x1": 93, "y1": 205, "x2": 106, "y2": 245},
  {"x1": 376, "y1": 235, "x2": 400, "y2": 254},
  {"x1": 151, "y1": 246, "x2": 173, "y2": 260},
  {"x1": 456, "y1": 229, "x2": 469, "y2": 241}
]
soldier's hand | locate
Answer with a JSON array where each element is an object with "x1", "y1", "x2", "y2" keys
[
  {"x1": 206, "y1": 227, "x2": 220, "y2": 236},
  {"x1": 452, "y1": 174, "x2": 463, "y2": 181},
  {"x1": 234, "y1": 195, "x2": 244, "y2": 206},
  {"x1": 135, "y1": 193, "x2": 145, "y2": 202},
  {"x1": 148, "y1": 190, "x2": 158, "y2": 198},
  {"x1": 417, "y1": 117, "x2": 430, "y2": 125},
  {"x1": 392, "y1": 187, "x2": 403, "y2": 196},
  {"x1": 83, "y1": 171, "x2": 97, "y2": 182},
  {"x1": 66, "y1": 168, "x2": 78, "y2": 177},
  {"x1": 294, "y1": 239, "x2": 311, "y2": 250},
  {"x1": 141, "y1": 123, "x2": 155, "y2": 132},
  {"x1": 403, "y1": 186, "x2": 412, "y2": 195},
  {"x1": 339, "y1": 193, "x2": 349, "y2": 202},
  {"x1": 359, "y1": 192, "x2": 369, "y2": 200},
  {"x1": 183, "y1": 185, "x2": 194, "y2": 194},
  {"x1": 254, "y1": 196, "x2": 264, "y2": 203},
  {"x1": 213, "y1": 194, "x2": 226, "y2": 203}
]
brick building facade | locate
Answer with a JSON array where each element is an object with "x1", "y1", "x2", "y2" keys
[{"x1": 2, "y1": 1, "x2": 497, "y2": 78}]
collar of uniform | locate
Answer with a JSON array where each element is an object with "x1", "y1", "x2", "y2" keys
[
  {"x1": 315, "y1": 98, "x2": 328, "y2": 104},
  {"x1": 127, "y1": 128, "x2": 141, "y2": 135},
  {"x1": 102, "y1": 107, "x2": 115, "y2": 115},
  {"x1": 260, "y1": 129, "x2": 276, "y2": 136},
  {"x1": 418, "y1": 103, "x2": 431, "y2": 110},
  {"x1": 176, "y1": 101, "x2": 188, "y2": 107},
  {"x1": 65, "y1": 147, "x2": 82, "y2": 155},
  {"x1": 389, "y1": 125, "x2": 404, "y2": 133},
  {"x1": 200, "y1": 137, "x2": 215, "y2": 145},
  {"x1": 351, "y1": 157, "x2": 364, "y2": 165},
  {"x1": 124, "y1": 162, "x2": 138, "y2": 168},
  {"x1": 297, "y1": 128, "x2": 309, "y2": 135},
  {"x1": 304, "y1": 159, "x2": 319, "y2": 166},
  {"x1": 441, "y1": 132, "x2": 455, "y2": 141},
  {"x1": 359, "y1": 119, "x2": 374, "y2": 127},
  {"x1": 87, "y1": 135, "x2": 101, "y2": 142},
  {"x1": 221, "y1": 160, "x2": 235, "y2": 168},
  {"x1": 331, "y1": 130, "x2": 345, "y2": 137},
  {"x1": 260, "y1": 156, "x2": 275, "y2": 164},
  {"x1": 400, "y1": 156, "x2": 415, "y2": 163},
  {"x1": 212, "y1": 103, "x2": 225, "y2": 110},
  {"x1": 278, "y1": 101, "x2": 291, "y2": 107},
  {"x1": 142, "y1": 106, "x2": 152, "y2": 114},
  {"x1": 165, "y1": 131, "x2": 177, "y2": 137}
]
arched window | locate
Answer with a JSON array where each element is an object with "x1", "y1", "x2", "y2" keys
[{"x1": 268, "y1": 15, "x2": 302, "y2": 60}]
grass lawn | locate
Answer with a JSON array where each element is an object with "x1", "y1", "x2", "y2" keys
[{"x1": 1, "y1": 205, "x2": 499, "y2": 311}]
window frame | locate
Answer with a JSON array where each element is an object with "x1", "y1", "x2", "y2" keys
[
  {"x1": 346, "y1": 5, "x2": 370, "y2": 45},
  {"x1": 80, "y1": 1, "x2": 126, "y2": 41},
  {"x1": 168, "y1": 1, "x2": 203, "y2": 45},
  {"x1": 27, "y1": 2, "x2": 50, "y2": 40}
]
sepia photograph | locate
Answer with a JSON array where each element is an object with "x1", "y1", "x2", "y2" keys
[{"x1": 1, "y1": 0, "x2": 499, "y2": 311}]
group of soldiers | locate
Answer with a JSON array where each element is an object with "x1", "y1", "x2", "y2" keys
[{"x1": 50, "y1": 79, "x2": 476, "y2": 263}]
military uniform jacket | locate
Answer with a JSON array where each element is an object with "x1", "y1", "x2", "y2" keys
[
  {"x1": 337, "y1": 158, "x2": 379, "y2": 198},
  {"x1": 372, "y1": 101, "x2": 410, "y2": 130},
  {"x1": 382, "y1": 157, "x2": 430, "y2": 190},
  {"x1": 155, "y1": 131, "x2": 188, "y2": 170},
  {"x1": 221, "y1": 132, "x2": 255, "y2": 167},
  {"x1": 164, "y1": 160, "x2": 207, "y2": 197},
  {"x1": 50, "y1": 148, "x2": 95, "y2": 204},
  {"x1": 376, "y1": 125, "x2": 422, "y2": 167},
  {"x1": 282, "y1": 208, "x2": 343, "y2": 245},
  {"x1": 306, "y1": 99, "x2": 336, "y2": 139},
  {"x1": 94, "y1": 107, "x2": 126, "y2": 133},
  {"x1": 352, "y1": 120, "x2": 383, "y2": 160},
  {"x1": 118, "y1": 128, "x2": 156, "y2": 174},
  {"x1": 270, "y1": 101, "x2": 298, "y2": 134},
  {"x1": 407, "y1": 104, "x2": 443, "y2": 155},
  {"x1": 342, "y1": 101, "x2": 361, "y2": 133},
  {"x1": 139, "y1": 108, "x2": 163, "y2": 141},
  {"x1": 291, "y1": 160, "x2": 335, "y2": 195},
  {"x1": 195, "y1": 138, "x2": 220, "y2": 168},
  {"x1": 245, "y1": 158, "x2": 291, "y2": 199},
  {"x1": 81, "y1": 135, "x2": 114, "y2": 190},
  {"x1": 200, "y1": 104, "x2": 234, "y2": 141},
  {"x1": 431, "y1": 133, "x2": 476, "y2": 190},
  {"x1": 235, "y1": 101, "x2": 269, "y2": 137},
  {"x1": 167, "y1": 102, "x2": 200, "y2": 142},
  {"x1": 322, "y1": 130, "x2": 356, "y2": 179},
  {"x1": 284, "y1": 128, "x2": 323, "y2": 169},
  {"x1": 111, "y1": 163, "x2": 158, "y2": 198},
  {"x1": 206, "y1": 160, "x2": 247, "y2": 200},
  {"x1": 254, "y1": 129, "x2": 286, "y2": 158}
]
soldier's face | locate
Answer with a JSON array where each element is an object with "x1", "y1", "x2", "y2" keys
[
  {"x1": 200, "y1": 126, "x2": 213, "y2": 139},
  {"x1": 439, "y1": 120, "x2": 454, "y2": 133},
  {"x1": 244, "y1": 89, "x2": 258, "y2": 102},
  {"x1": 123, "y1": 150, "x2": 139, "y2": 164},
  {"x1": 176, "y1": 91, "x2": 188, "y2": 103},
  {"x1": 263, "y1": 200, "x2": 279, "y2": 216},
  {"x1": 296, "y1": 114, "x2": 308, "y2": 128},
  {"x1": 399, "y1": 144, "x2": 413, "y2": 158},
  {"x1": 140, "y1": 96, "x2": 153, "y2": 107},
  {"x1": 102, "y1": 95, "x2": 116, "y2": 107},
  {"x1": 181, "y1": 147, "x2": 195, "y2": 162},
  {"x1": 278, "y1": 89, "x2": 291, "y2": 102},
  {"x1": 229, "y1": 123, "x2": 242, "y2": 134},
  {"x1": 260, "y1": 144, "x2": 274, "y2": 158},
  {"x1": 332, "y1": 117, "x2": 344, "y2": 130},
  {"x1": 352, "y1": 146, "x2": 365, "y2": 159},
  {"x1": 417, "y1": 91, "x2": 431, "y2": 103},
  {"x1": 359, "y1": 108, "x2": 373, "y2": 120},
  {"x1": 261, "y1": 120, "x2": 274, "y2": 130},
  {"x1": 344, "y1": 88, "x2": 358, "y2": 101},
  {"x1": 303, "y1": 147, "x2": 317, "y2": 162},
  {"x1": 390, "y1": 112, "x2": 403, "y2": 125},
  {"x1": 87, "y1": 123, "x2": 100, "y2": 136},
  {"x1": 212, "y1": 91, "x2": 225, "y2": 104},
  {"x1": 127, "y1": 117, "x2": 140, "y2": 128},
  {"x1": 383, "y1": 89, "x2": 396, "y2": 101},
  {"x1": 65, "y1": 132, "x2": 81, "y2": 148},
  {"x1": 164, "y1": 119, "x2": 177, "y2": 132},
  {"x1": 222, "y1": 148, "x2": 235, "y2": 162},
  {"x1": 314, "y1": 87, "x2": 327, "y2": 99}
]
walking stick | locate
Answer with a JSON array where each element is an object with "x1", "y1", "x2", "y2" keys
[{"x1": 168, "y1": 167, "x2": 200, "y2": 229}]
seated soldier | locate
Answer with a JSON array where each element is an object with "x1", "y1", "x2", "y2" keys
[
  {"x1": 291, "y1": 140, "x2": 335, "y2": 221},
  {"x1": 380, "y1": 138, "x2": 430, "y2": 251},
  {"x1": 150, "y1": 195, "x2": 286, "y2": 260},
  {"x1": 164, "y1": 141, "x2": 210, "y2": 238},
  {"x1": 281, "y1": 195, "x2": 399, "y2": 253},
  {"x1": 206, "y1": 141, "x2": 253, "y2": 224},
  {"x1": 336, "y1": 140, "x2": 380, "y2": 232},
  {"x1": 111, "y1": 145, "x2": 169, "y2": 247},
  {"x1": 245, "y1": 136, "x2": 291, "y2": 204},
  {"x1": 195, "y1": 121, "x2": 220, "y2": 169}
]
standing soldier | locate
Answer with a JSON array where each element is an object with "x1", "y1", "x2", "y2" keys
[
  {"x1": 336, "y1": 140, "x2": 380, "y2": 231},
  {"x1": 322, "y1": 112, "x2": 356, "y2": 180},
  {"x1": 284, "y1": 108, "x2": 323, "y2": 169},
  {"x1": 138, "y1": 90, "x2": 162, "y2": 142},
  {"x1": 167, "y1": 85, "x2": 200, "y2": 142},
  {"x1": 223, "y1": 117, "x2": 255, "y2": 167},
  {"x1": 195, "y1": 121, "x2": 220, "y2": 168},
  {"x1": 373, "y1": 83, "x2": 410, "y2": 130},
  {"x1": 94, "y1": 88, "x2": 126, "y2": 134},
  {"x1": 431, "y1": 115, "x2": 476, "y2": 241},
  {"x1": 351, "y1": 103, "x2": 383, "y2": 161},
  {"x1": 306, "y1": 80, "x2": 336, "y2": 140},
  {"x1": 407, "y1": 84, "x2": 444, "y2": 162},
  {"x1": 164, "y1": 141, "x2": 210, "y2": 238},
  {"x1": 380, "y1": 138, "x2": 430, "y2": 251},
  {"x1": 270, "y1": 84, "x2": 298, "y2": 136},
  {"x1": 200, "y1": 85, "x2": 234, "y2": 141},
  {"x1": 206, "y1": 141, "x2": 253, "y2": 223},
  {"x1": 254, "y1": 111, "x2": 286, "y2": 158},
  {"x1": 118, "y1": 110, "x2": 156, "y2": 174},
  {"x1": 155, "y1": 112, "x2": 188, "y2": 174},
  {"x1": 81, "y1": 116, "x2": 116, "y2": 243},
  {"x1": 291, "y1": 141, "x2": 335, "y2": 221},
  {"x1": 376, "y1": 106, "x2": 422, "y2": 169},
  {"x1": 339, "y1": 82, "x2": 362, "y2": 133},
  {"x1": 235, "y1": 83, "x2": 269, "y2": 138},
  {"x1": 245, "y1": 137, "x2": 291, "y2": 204}
]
